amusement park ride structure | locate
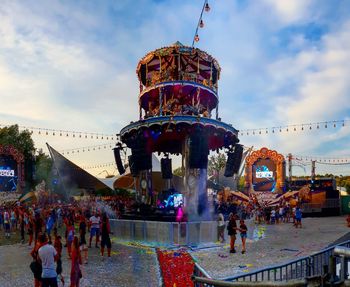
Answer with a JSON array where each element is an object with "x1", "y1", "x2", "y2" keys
[{"x1": 118, "y1": 42, "x2": 240, "y2": 220}]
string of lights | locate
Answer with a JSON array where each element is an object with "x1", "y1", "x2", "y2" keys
[
  {"x1": 191, "y1": 0, "x2": 211, "y2": 47},
  {"x1": 239, "y1": 119, "x2": 348, "y2": 136},
  {"x1": 292, "y1": 156, "x2": 350, "y2": 164},
  {"x1": 81, "y1": 162, "x2": 116, "y2": 170},
  {"x1": 0, "y1": 124, "x2": 117, "y2": 140},
  {"x1": 60, "y1": 143, "x2": 115, "y2": 155}
]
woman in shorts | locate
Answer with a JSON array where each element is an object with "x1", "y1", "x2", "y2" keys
[{"x1": 239, "y1": 219, "x2": 248, "y2": 254}]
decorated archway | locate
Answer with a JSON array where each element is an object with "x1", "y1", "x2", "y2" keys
[
  {"x1": 0, "y1": 145, "x2": 25, "y2": 192},
  {"x1": 245, "y1": 147, "x2": 285, "y2": 195}
]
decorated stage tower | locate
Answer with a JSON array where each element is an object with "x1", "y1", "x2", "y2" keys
[{"x1": 119, "y1": 42, "x2": 239, "y2": 219}]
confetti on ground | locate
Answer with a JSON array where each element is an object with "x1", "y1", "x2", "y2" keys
[{"x1": 157, "y1": 249, "x2": 194, "y2": 287}]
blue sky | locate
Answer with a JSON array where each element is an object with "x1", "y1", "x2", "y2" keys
[{"x1": 0, "y1": 0, "x2": 350, "y2": 176}]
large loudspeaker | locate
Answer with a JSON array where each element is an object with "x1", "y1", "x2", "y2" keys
[
  {"x1": 132, "y1": 143, "x2": 152, "y2": 172},
  {"x1": 161, "y1": 158, "x2": 172, "y2": 179},
  {"x1": 113, "y1": 147, "x2": 125, "y2": 175},
  {"x1": 224, "y1": 151, "x2": 235, "y2": 177},
  {"x1": 189, "y1": 132, "x2": 208, "y2": 169},
  {"x1": 128, "y1": 155, "x2": 138, "y2": 177},
  {"x1": 224, "y1": 144, "x2": 244, "y2": 177},
  {"x1": 232, "y1": 144, "x2": 244, "y2": 174}
]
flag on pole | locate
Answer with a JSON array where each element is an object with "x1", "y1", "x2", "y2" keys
[{"x1": 19, "y1": 190, "x2": 37, "y2": 205}]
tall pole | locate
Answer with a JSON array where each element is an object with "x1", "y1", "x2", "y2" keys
[
  {"x1": 288, "y1": 153, "x2": 292, "y2": 181},
  {"x1": 311, "y1": 160, "x2": 316, "y2": 180}
]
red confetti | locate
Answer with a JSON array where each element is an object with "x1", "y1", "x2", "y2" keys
[{"x1": 157, "y1": 249, "x2": 195, "y2": 287}]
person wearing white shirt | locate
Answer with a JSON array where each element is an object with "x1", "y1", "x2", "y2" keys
[
  {"x1": 89, "y1": 212, "x2": 101, "y2": 248},
  {"x1": 38, "y1": 234, "x2": 58, "y2": 287}
]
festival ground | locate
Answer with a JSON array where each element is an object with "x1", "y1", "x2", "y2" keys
[{"x1": 0, "y1": 216, "x2": 349, "y2": 286}]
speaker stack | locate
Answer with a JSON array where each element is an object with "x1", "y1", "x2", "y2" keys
[
  {"x1": 224, "y1": 144, "x2": 244, "y2": 177},
  {"x1": 130, "y1": 141, "x2": 152, "y2": 173},
  {"x1": 189, "y1": 131, "x2": 209, "y2": 169},
  {"x1": 161, "y1": 157, "x2": 172, "y2": 179},
  {"x1": 113, "y1": 147, "x2": 125, "y2": 175}
]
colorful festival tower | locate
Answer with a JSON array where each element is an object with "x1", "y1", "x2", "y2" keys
[{"x1": 120, "y1": 42, "x2": 239, "y2": 219}]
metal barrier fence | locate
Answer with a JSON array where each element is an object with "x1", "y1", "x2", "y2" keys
[
  {"x1": 221, "y1": 240, "x2": 350, "y2": 283},
  {"x1": 109, "y1": 219, "x2": 218, "y2": 245},
  {"x1": 192, "y1": 240, "x2": 350, "y2": 286}
]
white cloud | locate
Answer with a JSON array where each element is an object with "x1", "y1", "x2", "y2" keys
[
  {"x1": 261, "y1": 0, "x2": 314, "y2": 24},
  {"x1": 281, "y1": 20, "x2": 350, "y2": 125}
]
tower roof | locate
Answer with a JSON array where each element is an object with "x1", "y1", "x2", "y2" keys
[{"x1": 136, "y1": 42, "x2": 221, "y2": 74}]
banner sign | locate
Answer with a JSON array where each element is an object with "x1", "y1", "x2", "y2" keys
[{"x1": 0, "y1": 169, "x2": 15, "y2": 177}]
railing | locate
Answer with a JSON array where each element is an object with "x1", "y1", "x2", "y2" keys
[
  {"x1": 192, "y1": 261, "x2": 213, "y2": 287},
  {"x1": 192, "y1": 240, "x2": 350, "y2": 286},
  {"x1": 109, "y1": 219, "x2": 218, "y2": 246},
  {"x1": 192, "y1": 277, "x2": 306, "y2": 287},
  {"x1": 221, "y1": 240, "x2": 350, "y2": 283}
]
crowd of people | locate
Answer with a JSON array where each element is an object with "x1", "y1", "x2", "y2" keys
[
  {"x1": 0, "y1": 198, "x2": 118, "y2": 287},
  {"x1": 216, "y1": 195, "x2": 304, "y2": 255}
]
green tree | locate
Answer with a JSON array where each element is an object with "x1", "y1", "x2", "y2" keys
[
  {"x1": 0, "y1": 125, "x2": 35, "y2": 158},
  {"x1": 173, "y1": 166, "x2": 184, "y2": 177},
  {"x1": 0, "y1": 125, "x2": 36, "y2": 190},
  {"x1": 35, "y1": 149, "x2": 53, "y2": 187},
  {"x1": 208, "y1": 153, "x2": 227, "y2": 183}
]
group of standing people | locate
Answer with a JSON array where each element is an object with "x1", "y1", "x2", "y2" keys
[
  {"x1": 253, "y1": 204, "x2": 303, "y2": 228},
  {"x1": 28, "y1": 206, "x2": 113, "y2": 287},
  {"x1": 0, "y1": 201, "x2": 114, "y2": 287},
  {"x1": 227, "y1": 213, "x2": 247, "y2": 254},
  {"x1": 218, "y1": 213, "x2": 248, "y2": 254}
]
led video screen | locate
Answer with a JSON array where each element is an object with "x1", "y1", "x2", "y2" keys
[
  {"x1": 252, "y1": 158, "x2": 276, "y2": 192},
  {"x1": 0, "y1": 155, "x2": 18, "y2": 192}
]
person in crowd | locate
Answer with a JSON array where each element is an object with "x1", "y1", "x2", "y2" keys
[
  {"x1": 279, "y1": 206, "x2": 284, "y2": 223},
  {"x1": 4, "y1": 209, "x2": 11, "y2": 238},
  {"x1": 20, "y1": 212, "x2": 25, "y2": 243},
  {"x1": 30, "y1": 232, "x2": 43, "y2": 287},
  {"x1": 100, "y1": 213, "x2": 112, "y2": 258},
  {"x1": 239, "y1": 219, "x2": 248, "y2": 254},
  {"x1": 28, "y1": 214, "x2": 34, "y2": 246},
  {"x1": 217, "y1": 213, "x2": 225, "y2": 243},
  {"x1": 46, "y1": 211, "x2": 55, "y2": 243},
  {"x1": 53, "y1": 228, "x2": 64, "y2": 286},
  {"x1": 70, "y1": 236, "x2": 82, "y2": 287},
  {"x1": 270, "y1": 208, "x2": 276, "y2": 224},
  {"x1": 34, "y1": 212, "x2": 44, "y2": 243},
  {"x1": 79, "y1": 214, "x2": 88, "y2": 264},
  {"x1": 89, "y1": 211, "x2": 100, "y2": 248},
  {"x1": 38, "y1": 233, "x2": 58, "y2": 287},
  {"x1": 10, "y1": 209, "x2": 17, "y2": 232},
  {"x1": 285, "y1": 204, "x2": 291, "y2": 223},
  {"x1": 67, "y1": 220, "x2": 75, "y2": 258},
  {"x1": 227, "y1": 213, "x2": 238, "y2": 254},
  {"x1": 295, "y1": 206, "x2": 302, "y2": 228}
]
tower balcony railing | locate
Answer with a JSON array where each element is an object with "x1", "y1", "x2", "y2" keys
[{"x1": 140, "y1": 71, "x2": 218, "y2": 94}]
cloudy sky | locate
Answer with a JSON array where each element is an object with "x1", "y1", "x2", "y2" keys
[{"x1": 0, "y1": 0, "x2": 350, "y2": 177}]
